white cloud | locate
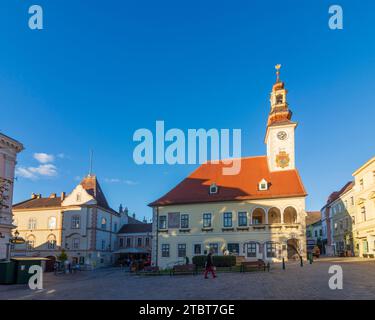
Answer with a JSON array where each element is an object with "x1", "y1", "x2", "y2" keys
[
  {"x1": 104, "y1": 178, "x2": 138, "y2": 185},
  {"x1": 33, "y1": 153, "x2": 55, "y2": 164},
  {"x1": 105, "y1": 178, "x2": 121, "y2": 183},
  {"x1": 16, "y1": 164, "x2": 58, "y2": 180},
  {"x1": 124, "y1": 180, "x2": 138, "y2": 186}
]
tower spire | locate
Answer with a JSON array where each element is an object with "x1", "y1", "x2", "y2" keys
[{"x1": 89, "y1": 149, "x2": 93, "y2": 176}]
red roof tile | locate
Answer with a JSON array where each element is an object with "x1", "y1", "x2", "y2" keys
[
  {"x1": 13, "y1": 197, "x2": 62, "y2": 210},
  {"x1": 149, "y1": 156, "x2": 307, "y2": 207},
  {"x1": 325, "y1": 181, "x2": 354, "y2": 206}
]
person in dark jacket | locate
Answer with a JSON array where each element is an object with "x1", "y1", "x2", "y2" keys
[{"x1": 204, "y1": 250, "x2": 217, "y2": 279}]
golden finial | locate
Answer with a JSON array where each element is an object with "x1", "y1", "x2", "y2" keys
[{"x1": 275, "y1": 64, "x2": 281, "y2": 82}]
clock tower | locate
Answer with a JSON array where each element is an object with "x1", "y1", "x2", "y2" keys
[{"x1": 265, "y1": 65, "x2": 297, "y2": 172}]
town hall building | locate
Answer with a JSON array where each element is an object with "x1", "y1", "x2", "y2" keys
[{"x1": 149, "y1": 66, "x2": 308, "y2": 269}]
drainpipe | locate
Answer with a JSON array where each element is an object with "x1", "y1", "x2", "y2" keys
[{"x1": 155, "y1": 206, "x2": 159, "y2": 267}]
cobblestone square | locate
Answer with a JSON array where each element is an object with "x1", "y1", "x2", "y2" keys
[{"x1": 1, "y1": 257, "x2": 374, "y2": 300}]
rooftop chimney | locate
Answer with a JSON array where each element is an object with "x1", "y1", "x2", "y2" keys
[
  {"x1": 49, "y1": 193, "x2": 57, "y2": 198},
  {"x1": 61, "y1": 192, "x2": 66, "y2": 201},
  {"x1": 132, "y1": 213, "x2": 136, "y2": 219},
  {"x1": 37, "y1": 194, "x2": 42, "y2": 199},
  {"x1": 31, "y1": 193, "x2": 37, "y2": 199},
  {"x1": 143, "y1": 216, "x2": 147, "y2": 223}
]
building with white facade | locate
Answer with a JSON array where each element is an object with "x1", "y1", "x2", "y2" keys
[
  {"x1": 0, "y1": 133, "x2": 23, "y2": 260},
  {"x1": 12, "y1": 175, "x2": 140, "y2": 269}
]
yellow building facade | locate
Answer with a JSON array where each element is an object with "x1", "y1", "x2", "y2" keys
[
  {"x1": 352, "y1": 157, "x2": 375, "y2": 257},
  {"x1": 150, "y1": 68, "x2": 308, "y2": 269}
]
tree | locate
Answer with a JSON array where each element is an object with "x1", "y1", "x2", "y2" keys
[{"x1": 58, "y1": 249, "x2": 68, "y2": 262}]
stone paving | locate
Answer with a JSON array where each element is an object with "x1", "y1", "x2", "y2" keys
[{"x1": 0, "y1": 257, "x2": 374, "y2": 300}]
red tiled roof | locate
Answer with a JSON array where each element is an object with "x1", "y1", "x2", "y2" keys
[
  {"x1": 80, "y1": 175, "x2": 114, "y2": 212},
  {"x1": 13, "y1": 197, "x2": 62, "y2": 210},
  {"x1": 306, "y1": 211, "x2": 321, "y2": 226},
  {"x1": 118, "y1": 223, "x2": 152, "y2": 234},
  {"x1": 149, "y1": 156, "x2": 307, "y2": 207},
  {"x1": 326, "y1": 181, "x2": 354, "y2": 206}
]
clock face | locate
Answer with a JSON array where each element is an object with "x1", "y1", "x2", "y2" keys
[{"x1": 277, "y1": 131, "x2": 288, "y2": 140}]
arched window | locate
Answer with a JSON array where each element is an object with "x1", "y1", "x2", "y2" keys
[
  {"x1": 252, "y1": 208, "x2": 265, "y2": 225},
  {"x1": 47, "y1": 234, "x2": 56, "y2": 249},
  {"x1": 276, "y1": 94, "x2": 283, "y2": 104},
  {"x1": 48, "y1": 216, "x2": 57, "y2": 229},
  {"x1": 27, "y1": 235, "x2": 35, "y2": 250},
  {"x1": 101, "y1": 217, "x2": 107, "y2": 229},
  {"x1": 28, "y1": 218, "x2": 37, "y2": 230},
  {"x1": 268, "y1": 207, "x2": 281, "y2": 224},
  {"x1": 284, "y1": 206, "x2": 298, "y2": 224}
]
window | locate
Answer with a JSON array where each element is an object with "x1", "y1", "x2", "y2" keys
[
  {"x1": 162, "y1": 244, "x2": 170, "y2": 257},
  {"x1": 258, "y1": 179, "x2": 268, "y2": 191},
  {"x1": 276, "y1": 94, "x2": 283, "y2": 104},
  {"x1": 227, "y1": 243, "x2": 239, "y2": 255},
  {"x1": 73, "y1": 238, "x2": 80, "y2": 250},
  {"x1": 352, "y1": 216, "x2": 355, "y2": 225},
  {"x1": 137, "y1": 238, "x2": 142, "y2": 247},
  {"x1": 145, "y1": 237, "x2": 150, "y2": 247},
  {"x1": 194, "y1": 244, "x2": 201, "y2": 255},
  {"x1": 319, "y1": 229, "x2": 322, "y2": 237},
  {"x1": 178, "y1": 244, "x2": 186, "y2": 257},
  {"x1": 71, "y1": 216, "x2": 80, "y2": 229},
  {"x1": 126, "y1": 238, "x2": 131, "y2": 247},
  {"x1": 47, "y1": 235, "x2": 56, "y2": 249},
  {"x1": 28, "y1": 218, "x2": 37, "y2": 230},
  {"x1": 119, "y1": 238, "x2": 124, "y2": 248},
  {"x1": 48, "y1": 217, "x2": 56, "y2": 229},
  {"x1": 27, "y1": 236, "x2": 35, "y2": 250},
  {"x1": 238, "y1": 212, "x2": 247, "y2": 227},
  {"x1": 307, "y1": 230, "x2": 311, "y2": 238},
  {"x1": 76, "y1": 193, "x2": 81, "y2": 202},
  {"x1": 159, "y1": 216, "x2": 167, "y2": 229},
  {"x1": 223, "y1": 212, "x2": 232, "y2": 228},
  {"x1": 351, "y1": 197, "x2": 354, "y2": 205},
  {"x1": 360, "y1": 179, "x2": 364, "y2": 190},
  {"x1": 101, "y1": 218, "x2": 107, "y2": 229},
  {"x1": 101, "y1": 240, "x2": 106, "y2": 250},
  {"x1": 247, "y1": 243, "x2": 257, "y2": 258},
  {"x1": 314, "y1": 230, "x2": 318, "y2": 237},
  {"x1": 361, "y1": 207, "x2": 366, "y2": 222},
  {"x1": 114, "y1": 223, "x2": 117, "y2": 232},
  {"x1": 363, "y1": 240, "x2": 368, "y2": 254},
  {"x1": 209, "y1": 183, "x2": 218, "y2": 194},
  {"x1": 203, "y1": 213, "x2": 212, "y2": 228},
  {"x1": 266, "y1": 242, "x2": 277, "y2": 258},
  {"x1": 208, "y1": 243, "x2": 219, "y2": 254},
  {"x1": 79, "y1": 256, "x2": 85, "y2": 265},
  {"x1": 181, "y1": 214, "x2": 189, "y2": 229}
]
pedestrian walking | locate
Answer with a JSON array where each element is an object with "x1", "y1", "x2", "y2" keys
[{"x1": 204, "y1": 250, "x2": 217, "y2": 279}]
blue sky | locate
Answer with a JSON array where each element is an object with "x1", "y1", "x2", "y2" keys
[{"x1": 1, "y1": 0, "x2": 374, "y2": 220}]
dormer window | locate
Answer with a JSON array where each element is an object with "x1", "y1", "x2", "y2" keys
[
  {"x1": 259, "y1": 179, "x2": 268, "y2": 191},
  {"x1": 76, "y1": 193, "x2": 81, "y2": 202},
  {"x1": 209, "y1": 183, "x2": 218, "y2": 194}
]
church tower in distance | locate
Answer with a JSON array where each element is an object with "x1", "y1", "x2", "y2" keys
[{"x1": 265, "y1": 64, "x2": 297, "y2": 172}]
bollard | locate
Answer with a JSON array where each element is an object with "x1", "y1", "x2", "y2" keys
[
  {"x1": 300, "y1": 256, "x2": 303, "y2": 267},
  {"x1": 282, "y1": 257, "x2": 285, "y2": 270}
]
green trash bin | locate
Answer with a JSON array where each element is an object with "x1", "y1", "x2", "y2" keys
[
  {"x1": 11, "y1": 257, "x2": 44, "y2": 284},
  {"x1": 0, "y1": 261, "x2": 16, "y2": 284}
]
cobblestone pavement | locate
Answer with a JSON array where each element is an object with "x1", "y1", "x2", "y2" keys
[{"x1": 0, "y1": 257, "x2": 374, "y2": 300}]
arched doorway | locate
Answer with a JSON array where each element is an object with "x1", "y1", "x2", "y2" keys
[
  {"x1": 268, "y1": 207, "x2": 281, "y2": 224},
  {"x1": 287, "y1": 239, "x2": 300, "y2": 260},
  {"x1": 45, "y1": 256, "x2": 56, "y2": 272}
]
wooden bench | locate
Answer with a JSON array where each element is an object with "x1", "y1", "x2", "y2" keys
[
  {"x1": 170, "y1": 264, "x2": 197, "y2": 276},
  {"x1": 241, "y1": 260, "x2": 270, "y2": 272}
]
